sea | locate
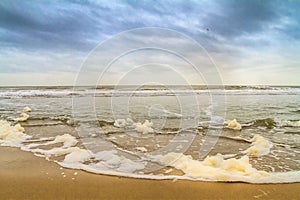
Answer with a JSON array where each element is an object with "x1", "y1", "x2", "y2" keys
[{"x1": 0, "y1": 85, "x2": 299, "y2": 183}]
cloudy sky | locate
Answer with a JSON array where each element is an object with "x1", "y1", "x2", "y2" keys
[{"x1": 0, "y1": 0, "x2": 299, "y2": 86}]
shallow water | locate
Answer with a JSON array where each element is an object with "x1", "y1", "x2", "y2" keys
[{"x1": 0, "y1": 85, "x2": 300, "y2": 183}]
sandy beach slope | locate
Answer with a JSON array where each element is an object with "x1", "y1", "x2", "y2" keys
[{"x1": 0, "y1": 147, "x2": 299, "y2": 200}]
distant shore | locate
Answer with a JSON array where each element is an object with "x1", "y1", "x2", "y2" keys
[{"x1": 1, "y1": 147, "x2": 299, "y2": 200}]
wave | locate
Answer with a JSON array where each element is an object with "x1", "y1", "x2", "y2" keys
[
  {"x1": 95, "y1": 117, "x2": 300, "y2": 133},
  {"x1": 245, "y1": 118, "x2": 277, "y2": 129},
  {"x1": 21, "y1": 122, "x2": 64, "y2": 127},
  {"x1": 1, "y1": 102, "x2": 300, "y2": 184},
  {"x1": 11, "y1": 114, "x2": 299, "y2": 135},
  {"x1": 279, "y1": 120, "x2": 300, "y2": 128},
  {"x1": 242, "y1": 118, "x2": 300, "y2": 130},
  {"x1": 0, "y1": 90, "x2": 72, "y2": 98},
  {"x1": 1, "y1": 119, "x2": 299, "y2": 183},
  {"x1": 23, "y1": 116, "x2": 75, "y2": 126},
  {"x1": 1, "y1": 86, "x2": 300, "y2": 98}
]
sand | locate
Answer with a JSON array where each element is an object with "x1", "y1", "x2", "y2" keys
[{"x1": 0, "y1": 147, "x2": 299, "y2": 200}]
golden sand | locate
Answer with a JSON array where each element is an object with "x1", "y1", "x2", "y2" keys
[{"x1": 0, "y1": 147, "x2": 299, "y2": 200}]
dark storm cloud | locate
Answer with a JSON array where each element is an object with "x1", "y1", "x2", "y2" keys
[
  {"x1": 202, "y1": 1, "x2": 278, "y2": 38},
  {"x1": 1, "y1": 0, "x2": 298, "y2": 52},
  {"x1": 0, "y1": 0, "x2": 105, "y2": 51}
]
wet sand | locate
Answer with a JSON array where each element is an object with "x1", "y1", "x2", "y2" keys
[{"x1": 0, "y1": 147, "x2": 299, "y2": 200}]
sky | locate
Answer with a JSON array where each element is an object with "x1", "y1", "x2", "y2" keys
[{"x1": 0, "y1": 0, "x2": 299, "y2": 86}]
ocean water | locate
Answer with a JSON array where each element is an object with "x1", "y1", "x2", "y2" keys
[{"x1": 0, "y1": 85, "x2": 300, "y2": 183}]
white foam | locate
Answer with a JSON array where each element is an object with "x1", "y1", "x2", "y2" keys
[
  {"x1": 29, "y1": 146, "x2": 79, "y2": 157},
  {"x1": 52, "y1": 134, "x2": 78, "y2": 148},
  {"x1": 27, "y1": 134, "x2": 78, "y2": 148},
  {"x1": 225, "y1": 119, "x2": 242, "y2": 130},
  {"x1": 14, "y1": 123, "x2": 25, "y2": 132},
  {"x1": 0, "y1": 89, "x2": 71, "y2": 98},
  {"x1": 64, "y1": 148, "x2": 92, "y2": 163},
  {"x1": 242, "y1": 134, "x2": 273, "y2": 157},
  {"x1": 135, "y1": 147, "x2": 148, "y2": 152},
  {"x1": 0, "y1": 120, "x2": 31, "y2": 147},
  {"x1": 16, "y1": 112, "x2": 30, "y2": 122},
  {"x1": 114, "y1": 119, "x2": 127, "y2": 127},
  {"x1": 152, "y1": 152, "x2": 300, "y2": 183},
  {"x1": 114, "y1": 118, "x2": 134, "y2": 128},
  {"x1": 154, "y1": 153, "x2": 266, "y2": 181},
  {"x1": 114, "y1": 118, "x2": 154, "y2": 134},
  {"x1": 126, "y1": 118, "x2": 134, "y2": 125},
  {"x1": 135, "y1": 120, "x2": 154, "y2": 134},
  {"x1": 92, "y1": 150, "x2": 145, "y2": 173},
  {"x1": 23, "y1": 106, "x2": 32, "y2": 112}
]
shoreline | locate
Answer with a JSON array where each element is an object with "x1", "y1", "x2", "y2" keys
[{"x1": 1, "y1": 147, "x2": 299, "y2": 199}]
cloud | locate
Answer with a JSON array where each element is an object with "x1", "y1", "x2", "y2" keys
[
  {"x1": 0, "y1": 0, "x2": 299, "y2": 85},
  {"x1": 0, "y1": 0, "x2": 105, "y2": 51},
  {"x1": 1, "y1": 0, "x2": 298, "y2": 52},
  {"x1": 0, "y1": 48, "x2": 85, "y2": 74},
  {"x1": 203, "y1": 1, "x2": 278, "y2": 37}
]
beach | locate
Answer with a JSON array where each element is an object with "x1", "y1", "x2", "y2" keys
[
  {"x1": 1, "y1": 0, "x2": 300, "y2": 199},
  {"x1": 1, "y1": 147, "x2": 299, "y2": 200},
  {"x1": 1, "y1": 86, "x2": 300, "y2": 199}
]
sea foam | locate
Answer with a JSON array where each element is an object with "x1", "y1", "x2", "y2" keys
[
  {"x1": 0, "y1": 120, "x2": 31, "y2": 147},
  {"x1": 16, "y1": 112, "x2": 30, "y2": 122},
  {"x1": 23, "y1": 106, "x2": 32, "y2": 112},
  {"x1": 135, "y1": 120, "x2": 154, "y2": 134},
  {"x1": 242, "y1": 134, "x2": 273, "y2": 157},
  {"x1": 114, "y1": 118, "x2": 154, "y2": 134},
  {"x1": 225, "y1": 119, "x2": 242, "y2": 130},
  {"x1": 152, "y1": 152, "x2": 299, "y2": 183},
  {"x1": 0, "y1": 110, "x2": 299, "y2": 183}
]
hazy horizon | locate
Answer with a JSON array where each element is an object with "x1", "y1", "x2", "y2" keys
[{"x1": 1, "y1": 84, "x2": 300, "y2": 87}]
